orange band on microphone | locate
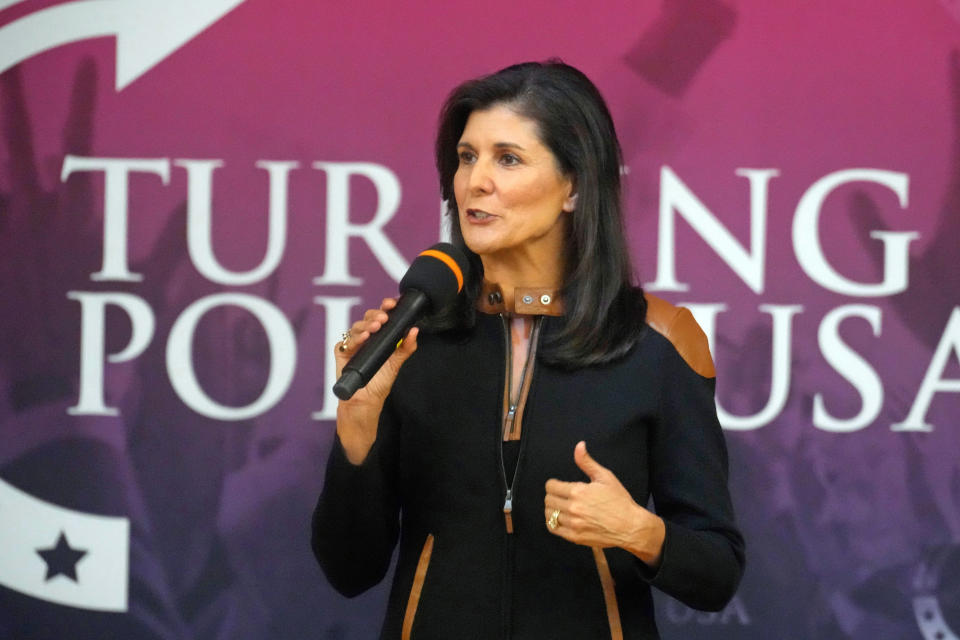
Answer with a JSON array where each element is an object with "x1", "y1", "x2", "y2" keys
[{"x1": 419, "y1": 249, "x2": 464, "y2": 292}]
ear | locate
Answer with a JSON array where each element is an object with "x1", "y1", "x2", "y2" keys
[{"x1": 562, "y1": 184, "x2": 578, "y2": 213}]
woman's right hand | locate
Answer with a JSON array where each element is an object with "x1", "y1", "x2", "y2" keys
[{"x1": 334, "y1": 298, "x2": 419, "y2": 465}]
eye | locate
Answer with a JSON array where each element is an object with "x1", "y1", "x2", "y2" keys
[
  {"x1": 499, "y1": 153, "x2": 521, "y2": 166},
  {"x1": 458, "y1": 150, "x2": 476, "y2": 164}
]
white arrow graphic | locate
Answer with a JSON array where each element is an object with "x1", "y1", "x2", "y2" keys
[
  {"x1": 0, "y1": 0, "x2": 29, "y2": 13},
  {"x1": 0, "y1": 0, "x2": 247, "y2": 90},
  {"x1": 0, "y1": 477, "x2": 130, "y2": 611}
]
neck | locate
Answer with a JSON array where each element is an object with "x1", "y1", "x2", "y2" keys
[{"x1": 479, "y1": 249, "x2": 565, "y2": 304}]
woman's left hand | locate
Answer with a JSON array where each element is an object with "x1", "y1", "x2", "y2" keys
[{"x1": 544, "y1": 441, "x2": 665, "y2": 567}]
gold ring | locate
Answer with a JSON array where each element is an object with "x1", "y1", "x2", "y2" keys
[
  {"x1": 338, "y1": 330, "x2": 351, "y2": 352},
  {"x1": 547, "y1": 509, "x2": 561, "y2": 530}
]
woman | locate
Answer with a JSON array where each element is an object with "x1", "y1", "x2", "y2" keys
[{"x1": 312, "y1": 61, "x2": 744, "y2": 640}]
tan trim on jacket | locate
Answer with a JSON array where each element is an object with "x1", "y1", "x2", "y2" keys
[
  {"x1": 592, "y1": 547, "x2": 624, "y2": 640},
  {"x1": 477, "y1": 281, "x2": 564, "y2": 316},
  {"x1": 401, "y1": 534, "x2": 435, "y2": 640},
  {"x1": 643, "y1": 293, "x2": 716, "y2": 378}
]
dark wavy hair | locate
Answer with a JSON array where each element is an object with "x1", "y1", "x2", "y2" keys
[{"x1": 433, "y1": 60, "x2": 647, "y2": 368}]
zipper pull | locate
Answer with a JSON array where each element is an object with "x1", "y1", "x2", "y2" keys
[
  {"x1": 503, "y1": 405, "x2": 517, "y2": 438},
  {"x1": 503, "y1": 489, "x2": 514, "y2": 534}
]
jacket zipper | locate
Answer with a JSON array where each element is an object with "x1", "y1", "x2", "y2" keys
[
  {"x1": 499, "y1": 314, "x2": 542, "y2": 534},
  {"x1": 495, "y1": 317, "x2": 621, "y2": 640},
  {"x1": 498, "y1": 314, "x2": 542, "y2": 640}
]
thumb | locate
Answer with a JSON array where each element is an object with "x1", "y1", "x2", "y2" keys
[
  {"x1": 574, "y1": 441, "x2": 608, "y2": 482},
  {"x1": 384, "y1": 327, "x2": 419, "y2": 371}
]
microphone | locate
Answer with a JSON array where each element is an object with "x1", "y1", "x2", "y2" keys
[{"x1": 333, "y1": 242, "x2": 470, "y2": 400}]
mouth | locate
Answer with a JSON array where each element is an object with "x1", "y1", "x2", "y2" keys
[{"x1": 466, "y1": 208, "x2": 495, "y2": 221}]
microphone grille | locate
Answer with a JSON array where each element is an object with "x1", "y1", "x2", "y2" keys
[{"x1": 399, "y1": 242, "x2": 471, "y2": 310}]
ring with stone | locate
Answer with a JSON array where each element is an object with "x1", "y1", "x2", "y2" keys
[
  {"x1": 338, "y1": 330, "x2": 351, "y2": 352},
  {"x1": 547, "y1": 509, "x2": 561, "y2": 530}
]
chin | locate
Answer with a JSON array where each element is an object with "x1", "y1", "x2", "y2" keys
[{"x1": 459, "y1": 232, "x2": 499, "y2": 257}]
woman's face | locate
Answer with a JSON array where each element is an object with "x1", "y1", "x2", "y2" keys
[{"x1": 453, "y1": 105, "x2": 574, "y2": 263}]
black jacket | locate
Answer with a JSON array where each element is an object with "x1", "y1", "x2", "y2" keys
[{"x1": 312, "y1": 296, "x2": 744, "y2": 639}]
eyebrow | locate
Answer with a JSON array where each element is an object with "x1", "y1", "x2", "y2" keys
[{"x1": 456, "y1": 141, "x2": 527, "y2": 151}]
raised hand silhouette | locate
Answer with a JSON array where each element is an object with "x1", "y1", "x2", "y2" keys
[
  {"x1": 848, "y1": 50, "x2": 960, "y2": 350},
  {"x1": 1, "y1": 59, "x2": 100, "y2": 411}
]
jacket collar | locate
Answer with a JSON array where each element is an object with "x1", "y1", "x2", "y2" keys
[{"x1": 476, "y1": 280, "x2": 564, "y2": 316}]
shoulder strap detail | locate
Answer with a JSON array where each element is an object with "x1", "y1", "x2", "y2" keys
[{"x1": 643, "y1": 293, "x2": 716, "y2": 379}]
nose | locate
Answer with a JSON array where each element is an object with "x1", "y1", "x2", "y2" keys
[{"x1": 466, "y1": 157, "x2": 494, "y2": 195}]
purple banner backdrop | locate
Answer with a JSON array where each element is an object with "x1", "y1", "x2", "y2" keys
[{"x1": 1, "y1": 1, "x2": 958, "y2": 638}]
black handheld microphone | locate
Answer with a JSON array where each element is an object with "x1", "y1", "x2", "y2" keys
[{"x1": 333, "y1": 242, "x2": 470, "y2": 400}]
